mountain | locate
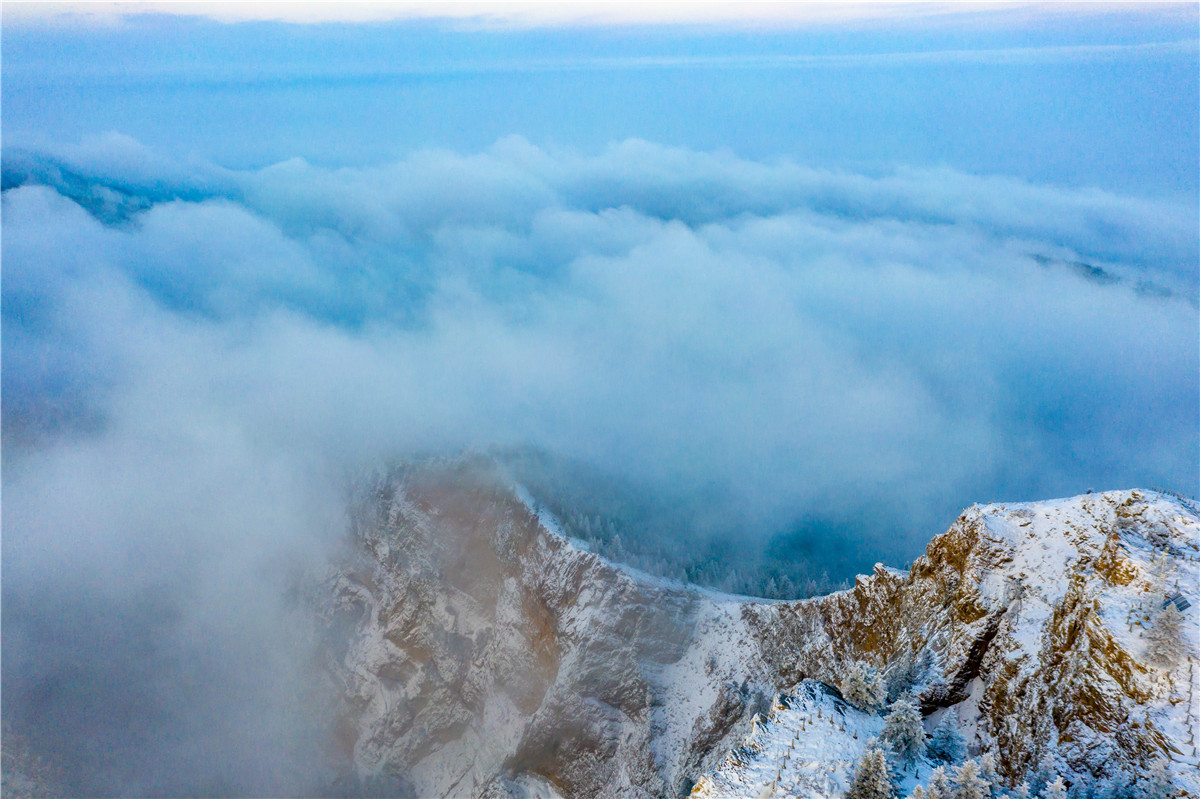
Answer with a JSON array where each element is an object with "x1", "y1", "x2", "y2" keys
[{"x1": 318, "y1": 458, "x2": 1198, "y2": 797}]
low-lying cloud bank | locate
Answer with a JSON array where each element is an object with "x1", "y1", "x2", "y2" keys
[
  {"x1": 2, "y1": 135, "x2": 1197, "y2": 794},
  {"x1": 5, "y1": 134, "x2": 1195, "y2": 524}
]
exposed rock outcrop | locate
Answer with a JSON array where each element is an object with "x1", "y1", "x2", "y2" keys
[{"x1": 319, "y1": 459, "x2": 1199, "y2": 797}]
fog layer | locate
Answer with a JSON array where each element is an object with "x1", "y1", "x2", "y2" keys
[{"x1": 2, "y1": 136, "x2": 1196, "y2": 793}]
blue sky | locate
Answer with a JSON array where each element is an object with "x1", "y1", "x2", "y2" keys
[{"x1": 4, "y1": 5, "x2": 1198, "y2": 198}]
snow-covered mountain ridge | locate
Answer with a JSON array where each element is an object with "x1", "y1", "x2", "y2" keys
[
  {"x1": 320, "y1": 460, "x2": 1198, "y2": 797},
  {"x1": 695, "y1": 491, "x2": 1199, "y2": 798}
]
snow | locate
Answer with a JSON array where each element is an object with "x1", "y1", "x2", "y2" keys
[
  {"x1": 963, "y1": 492, "x2": 1200, "y2": 792},
  {"x1": 351, "y1": 472, "x2": 1200, "y2": 798},
  {"x1": 690, "y1": 490, "x2": 1200, "y2": 797},
  {"x1": 691, "y1": 680, "x2": 941, "y2": 799},
  {"x1": 960, "y1": 493, "x2": 1198, "y2": 655},
  {"x1": 514, "y1": 480, "x2": 779, "y2": 605},
  {"x1": 512, "y1": 482, "x2": 574, "y2": 544}
]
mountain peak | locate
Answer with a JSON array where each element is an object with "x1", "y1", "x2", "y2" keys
[{"x1": 321, "y1": 467, "x2": 1198, "y2": 796}]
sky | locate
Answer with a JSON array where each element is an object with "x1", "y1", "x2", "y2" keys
[
  {"x1": 2, "y1": 4, "x2": 1198, "y2": 795},
  {"x1": 4, "y1": 4, "x2": 1199, "y2": 196}
]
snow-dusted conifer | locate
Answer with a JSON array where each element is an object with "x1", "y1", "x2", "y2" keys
[
  {"x1": 841, "y1": 660, "x2": 886, "y2": 712},
  {"x1": 912, "y1": 787, "x2": 930, "y2": 799},
  {"x1": 1027, "y1": 759, "x2": 1056, "y2": 796},
  {"x1": 1010, "y1": 782, "x2": 1031, "y2": 799},
  {"x1": 1134, "y1": 758, "x2": 1173, "y2": 799},
  {"x1": 914, "y1": 648, "x2": 934, "y2": 679},
  {"x1": 1041, "y1": 777, "x2": 1067, "y2": 799},
  {"x1": 881, "y1": 697, "x2": 926, "y2": 768},
  {"x1": 1146, "y1": 602, "x2": 1184, "y2": 667},
  {"x1": 978, "y1": 752, "x2": 1000, "y2": 792},
  {"x1": 927, "y1": 714, "x2": 965, "y2": 764},
  {"x1": 886, "y1": 652, "x2": 918, "y2": 703},
  {"x1": 951, "y1": 759, "x2": 991, "y2": 799},
  {"x1": 1095, "y1": 768, "x2": 1134, "y2": 799},
  {"x1": 1066, "y1": 777, "x2": 1093, "y2": 799},
  {"x1": 1099, "y1": 772, "x2": 1123, "y2": 796},
  {"x1": 926, "y1": 765, "x2": 952, "y2": 799},
  {"x1": 845, "y1": 742, "x2": 896, "y2": 799}
]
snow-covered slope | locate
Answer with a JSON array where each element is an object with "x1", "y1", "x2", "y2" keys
[
  {"x1": 706, "y1": 490, "x2": 1200, "y2": 797},
  {"x1": 318, "y1": 460, "x2": 1199, "y2": 797},
  {"x1": 689, "y1": 681, "x2": 887, "y2": 799}
]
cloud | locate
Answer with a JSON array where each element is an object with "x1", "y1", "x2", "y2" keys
[
  {"x1": 6, "y1": 134, "x2": 1197, "y2": 519},
  {"x1": 6, "y1": 135, "x2": 1197, "y2": 521},
  {"x1": 7, "y1": 2, "x2": 1188, "y2": 30},
  {"x1": 2, "y1": 135, "x2": 1197, "y2": 794}
]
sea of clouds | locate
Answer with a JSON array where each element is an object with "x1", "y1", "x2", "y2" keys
[{"x1": 2, "y1": 133, "x2": 1196, "y2": 794}]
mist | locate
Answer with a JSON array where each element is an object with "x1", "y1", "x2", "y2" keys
[
  {"x1": 3, "y1": 134, "x2": 1197, "y2": 793},
  {"x1": 6, "y1": 136, "x2": 1196, "y2": 522},
  {"x1": 3, "y1": 9, "x2": 1198, "y2": 796}
]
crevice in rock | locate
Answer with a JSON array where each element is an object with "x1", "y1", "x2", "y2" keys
[{"x1": 919, "y1": 608, "x2": 1006, "y2": 715}]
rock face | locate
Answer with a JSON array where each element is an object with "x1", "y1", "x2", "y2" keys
[
  {"x1": 320, "y1": 459, "x2": 1200, "y2": 797},
  {"x1": 320, "y1": 460, "x2": 772, "y2": 798},
  {"x1": 699, "y1": 491, "x2": 1200, "y2": 797}
]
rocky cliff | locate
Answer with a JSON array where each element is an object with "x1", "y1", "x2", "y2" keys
[{"x1": 319, "y1": 459, "x2": 1199, "y2": 797}]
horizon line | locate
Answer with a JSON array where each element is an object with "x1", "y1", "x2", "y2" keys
[{"x1": 6, "y1": 1, "x2": 1198, "y2": 30}]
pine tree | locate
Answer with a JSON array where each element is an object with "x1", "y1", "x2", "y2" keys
[
  {"x1": 881, "y1": 697, "x2": 926, "y2": 768},
  {"x1": 1027, "y1": 758, "x2": 1056, "y2": 796},
  {"x1": 926, "y1": 765, "x2": 952, "y2": 799},
  {"x1": 1041, "y1": 777, "x2": 1067, "y2": 799},
  {"x1": 1095, "y1": 768, "x2": 1134, "y2": 799},
  {"x1": 927, "y1": 714, "x2": 965, "y2": 764},
  {"x1": 841, "y1": 660, "x2": 886, "y2": 711},
  {"x1": 1093, "y1": 777, "x2": 1117, "y2": 799},
  {"x1": 912, "y1": 788, "x2": 930, "y2": 799},
  {"x1": 1134, "y1": 758, "x2": 1174, "y2": 799},
  {"x1": 1010, "y1": 783, "x2": 1031, "y2": 799},
  {"x1": 1146, "y1": 602, "x2": 1184, "y2": 667},
  {"x1": 1067, "y1": 775, "x2": 1097, "y2": 799},
  {"x1": 952, "y1": 759, "x2": 992, "y2": 799},
  {"x1": 979, "y1": 752, "x2": 1000, "y2": 792},
  {"x1": 845, "y1": 743, "x2": 896, "y2": 799},
  {"x1": 886, "y1": 652, "x2": 918, "y2": 703}
]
